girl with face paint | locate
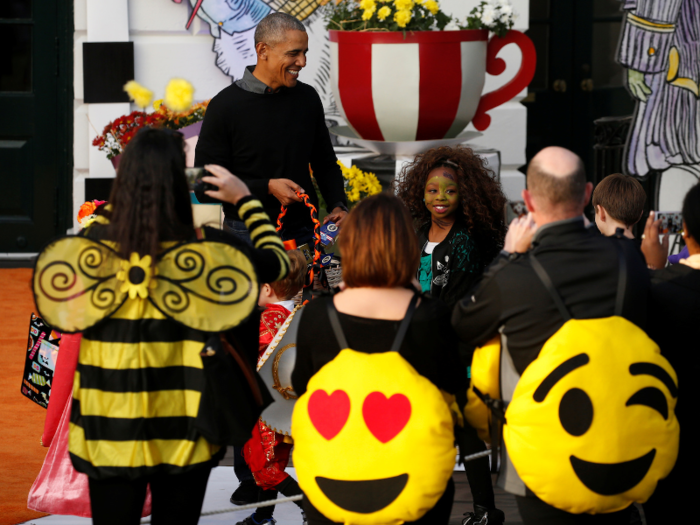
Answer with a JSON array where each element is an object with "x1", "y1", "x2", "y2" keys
[
  {"x1": 396, "y1": 146, "x2": 507, "y2": 308},
  {"x1": 395, "y1": 146, "x2": 508, "y2": 525}
]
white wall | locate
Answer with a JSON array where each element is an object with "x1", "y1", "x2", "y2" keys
[{"x1": 72, "y1": 0, "x2": 530, "y2": 229}]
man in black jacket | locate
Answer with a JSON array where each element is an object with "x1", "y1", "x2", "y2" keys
[
  {"x1": 195, "y1": 12, "x2": 347, "y2": 245},
  {"x1": 452, "y1": 146, "x2": 649, "y2": 524}
]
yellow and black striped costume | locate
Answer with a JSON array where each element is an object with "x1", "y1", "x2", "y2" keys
[{"x1": 33, "y1": 197, "x2": 288, "y2": 479}]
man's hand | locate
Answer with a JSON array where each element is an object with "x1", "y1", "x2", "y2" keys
[
  {"x1": 504, "y1": 214, "x2": 537, "y2": 254},
  {"x1": 324, "y1": 207, "x2": 348, "y2": 227},
  {"x1": 641, "y1": 211, "x2": 669, "y2": 269},
  {"x1": 628, "y1": 69, "x2": 652, "y2": 102},
  {"x1": 201, "y1": 164, "x2": 251, "y2": 205},
  {"x1": 268, "y1": 179, "x2": 304, "y2": 206}
]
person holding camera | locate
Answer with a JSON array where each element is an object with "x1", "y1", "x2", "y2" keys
[
  {"x1": 31, "y1": 128, "x2": 290, "y2": 525},
  {"x1": 639, "y1": 183, "x2": 700, "y2": 523},
  {"x1": 195, "y1": 12, "x2": 348, "y2": 246},
  {"x1": 452, "y1": 147, "x2": 650, "y2": 524}
]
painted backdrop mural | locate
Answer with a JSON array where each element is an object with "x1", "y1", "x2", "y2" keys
[
  {"x1": 172, "y1": 0, "x2": 337, "y2": 114},
  {"x1": 617, "y1": 0, "x2": 700, "y2": 178}
]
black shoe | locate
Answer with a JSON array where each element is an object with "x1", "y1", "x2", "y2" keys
[
  {"x1": 463, "y1": 505, "x2": 505, "y2": 525},
  {"x1": 235, "y1": 514, "x2": 276, "y2": 525},
  {"x1": 230, "y1": 480, "x2": 260, "y2": 505}
]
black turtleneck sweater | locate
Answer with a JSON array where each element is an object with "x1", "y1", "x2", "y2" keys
[{"x1": 194, "y1": 80, "x2": 346, "y2": 232}]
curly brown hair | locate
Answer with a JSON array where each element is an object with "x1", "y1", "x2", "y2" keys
[{"x1": 394, "y1": 145, "x2": 507, "y2": 261}]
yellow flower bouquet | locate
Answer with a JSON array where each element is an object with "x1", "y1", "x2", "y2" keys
[
  {"x1": 338, "y1": 160, "x2": 382, "y2": 204},
  {"x1": 324, "y1": 0, "x2": 451, "y2": 32}
]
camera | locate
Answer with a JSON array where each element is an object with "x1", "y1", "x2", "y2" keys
[
  {"x1": 185, "y1": 167, "x2": 219, "y2": 194},
  {"x1": 655, "y1": 211, "x2": 682, "y2": 234}
]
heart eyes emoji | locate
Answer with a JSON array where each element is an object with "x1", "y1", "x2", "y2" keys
[{"x1": 308, "y1": 389, "x2": 412, "y2": 442}]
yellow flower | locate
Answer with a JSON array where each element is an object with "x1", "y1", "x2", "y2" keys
[
  {"x1": 123, "y1": 80, "x2": 153, "y2": 109},
  {"x1": 165, "y1": 78, "x2": 195, "y2": 112},
  {"x1": 117, "y1": 253, "x2": 155, "y2": 300},
  {"x1": 424, "y1": 0, "x2": 439, "y2": 15},
  {"x1": 377, "y1": 5, "x2": 391, "y2": 20},
  {"x1": 359, "y1": 0, "x2": 376, "y2": 9},
  {"x1": 362, "y1": 7, "x2": 375, "y2": 19},
  {"x1": 394, "y1": 8, "x2": 412, "y2": 27},
  {"x1": 394, "y1": 0, "x2": 413, "y2": 11},
  {"x1": 153, "y1": 98, "x2": 164, "y2": 111}
]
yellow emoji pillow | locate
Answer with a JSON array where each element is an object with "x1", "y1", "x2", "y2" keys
[
  {"x1": 505, "y1": 317, "x2": 679, "y2": 514},
  {"x1": 292, "y1": 349, "x2": 456, "y2": 525},
  {"x1": 464, "y1": 336, "x2": 501, "y2": 442}
]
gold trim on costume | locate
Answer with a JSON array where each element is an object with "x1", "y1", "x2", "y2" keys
[
  {"x1": 272, "y1": 343, "x2": 298, "y2": 400},
  {"x1": 667, "y1": 46, "x2": 700, "y2": 97},
  {"x1": 627, "y1": 13, "x2": 675, "y2": 33},
  {"x1": 257, "y1": 305, "x2": 301, "y2": 370}
]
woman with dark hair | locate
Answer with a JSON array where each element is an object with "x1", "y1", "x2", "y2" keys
[
  {"x1": 640, "y1": 183, "x2": 700, "y2": 524},
  {"x1": 395, "y1": 146, "x2": 507, "y2": 308},
  {"x1": 291, "y1": 192, "x2": 467, "y2": 525},
  {"x1": 32, "y1": 127, "x2": 289, "y2": 525}
]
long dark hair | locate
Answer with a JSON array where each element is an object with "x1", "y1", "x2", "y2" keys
[
  {"x1": 394, "y1": 145, "x2": 507, "y2": 263},
  {"x1": 99, "y1": 127, "x2": 194, "y2": 262}
]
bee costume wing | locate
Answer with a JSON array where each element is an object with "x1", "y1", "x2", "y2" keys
[
  {"x1": 150, "y1": 240, "x2": 259, "y2": 332},
  {"x1": 33, "y1": 237, "x2": 127, "y2": 333}
]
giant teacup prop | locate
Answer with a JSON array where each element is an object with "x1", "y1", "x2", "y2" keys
[{"x1": 329, "y1": 29, "x2": 536, "y2": 148}]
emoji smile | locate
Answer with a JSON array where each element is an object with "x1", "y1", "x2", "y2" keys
[
  {"x1": 316, "y1": 474, "x2": 408, "y2": 513},
  {"x1": 570, "y1": 449, "x2": 656, "y2": 495}
]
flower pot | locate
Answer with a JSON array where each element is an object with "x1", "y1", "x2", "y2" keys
[
  {"x1": 329, "y1": 29, "x2": 536, "y2": 142},
  {"x1": 110, "y1": 154, "x2": 121, "y2": 171}
]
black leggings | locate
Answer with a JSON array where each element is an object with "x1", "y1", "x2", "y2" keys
[
  {"x1": 254, "y1": 475, "x2": 304, "y2": 520},
  {"x1": 460, "y1": 422, "x2": 495, "y2": 509},
  {"x1": 88, "y1": 466, "x2": 212, "y2": 525}
]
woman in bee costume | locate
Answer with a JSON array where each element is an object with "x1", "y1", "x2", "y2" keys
[{"x1": 32, "y1": 128, "x2": 290, "y2": 525}]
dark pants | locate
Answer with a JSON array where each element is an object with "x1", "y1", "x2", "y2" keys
[
  {"x1": 223, "y1": 219, "x2": 253, "y2": 246},
  {"x1": 460, "y1": 422, "x2": 496, "y2": 509},
  {"x1": 233, "y1": 445, "x2": 254, "y2": 483},
  {"x1": 516, "y1": 495, "x2": 633, "y2": 525},
  {"x1": 303, "y1": 477, "x2": 455, "y2": 525},
  {"x1": 254, "y1": 475, "x2": 304, "y2": 520},
  {"x1": 88, "y1": 466, "x2": 212, "y2": 525}
]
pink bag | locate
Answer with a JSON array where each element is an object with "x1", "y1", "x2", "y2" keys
[{"x1": 28, "y1": 357, "x2": 153, "y2": 516}]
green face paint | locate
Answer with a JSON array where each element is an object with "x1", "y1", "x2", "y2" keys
[{"x1": 424, "y1": 168, "x2": 460, "y2": 221}]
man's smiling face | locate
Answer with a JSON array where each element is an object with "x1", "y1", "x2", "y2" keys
[{"x1": 258, "y1": 29, "x2": 308, "y2": 91}]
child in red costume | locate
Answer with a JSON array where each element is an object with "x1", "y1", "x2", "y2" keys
[{"x1": 239, "y1": 249, "x2": 308, "y2": 525}]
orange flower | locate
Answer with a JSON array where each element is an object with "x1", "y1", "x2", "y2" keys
[{"x1": 77, "y1": 201, "x2": 97, "y2": 222}]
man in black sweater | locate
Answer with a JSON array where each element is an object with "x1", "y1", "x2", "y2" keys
[
  {"x1": 195, "y1": 12, "x2": 347, "y2": 245},
  {"x1": 452, "y1": 147, "x2": 649, "y2": 524}
]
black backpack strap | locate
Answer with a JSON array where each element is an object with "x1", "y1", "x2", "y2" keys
[
  {"x1": 326, "y1": 293, "x2": 420, "y2": 352},
  {"x1": 612, "y1": 239, "x2": 627, "y2": 317},
  {"x1": 326, "y1": 300, "x2": 350, "y2": 350},
  {"x1": 529, "y1": 252, "x2": 572, "y2": 321},
  {"x1": 390, "y1": 293, "x2": 420, "y2": 352}
]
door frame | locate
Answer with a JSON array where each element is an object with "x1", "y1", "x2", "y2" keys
[{"x1": 55, "y1": 1, "x2": 74, "y2": 238}]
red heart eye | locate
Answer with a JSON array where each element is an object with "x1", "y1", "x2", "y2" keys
[
  {"x1": 308, "y1": 389, "x2": 351, "y2": 440},
  {"x1": 362, "y1": 392, "x2": 411, "y2": 443}
]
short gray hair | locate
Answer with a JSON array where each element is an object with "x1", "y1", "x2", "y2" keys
[{"x1": 254, "y1": 12, "x2": 306, "y2": 46}]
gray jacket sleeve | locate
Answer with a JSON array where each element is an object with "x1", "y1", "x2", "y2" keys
[{"x1": 617, "y1": 0, "x2": 683, "y2": 73}]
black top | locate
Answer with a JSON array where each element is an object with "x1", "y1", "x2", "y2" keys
[
  {"x1": 417, "y1": 216, "x2": 491, "y2": 309},
  {"x1": 452, "y1": 217, "x2": 650, "y2": 375},
  {"x1": 292, "y1": 295, "x2": 468, "y2": 397},
  {"x1": 194, "y1": 80, "x2": 347, "y2": 232},
  {"x1": 648, "y1": 263, "x2": 700, "y2": 420}
]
